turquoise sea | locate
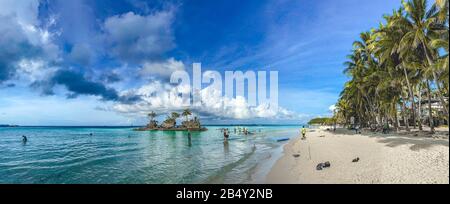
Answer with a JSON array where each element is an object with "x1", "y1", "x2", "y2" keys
[{"x1": 0, "y1": 125, "x2": 299, "y2": 184}]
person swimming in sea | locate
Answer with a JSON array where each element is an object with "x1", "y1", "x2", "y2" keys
[{"x1": 22, "y1": 135, "x2": 27, "y2": 143}]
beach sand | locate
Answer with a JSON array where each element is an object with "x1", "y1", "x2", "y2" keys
[{"x1": 266, "y1": 127, "x2": 449, "y2": 184}]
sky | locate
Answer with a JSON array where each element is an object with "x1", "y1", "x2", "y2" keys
[{"x1": 0, "y1": 0, "x2": 404, "y2": 126}]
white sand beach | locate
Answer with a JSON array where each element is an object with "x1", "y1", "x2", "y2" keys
[{"x1": 266, "y1": 127, "x2": 449, "y2": 184}]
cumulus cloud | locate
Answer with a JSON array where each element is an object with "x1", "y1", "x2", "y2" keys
[
  {"x1": 112, "y1": 81, "x2": 298, "y2": 120},
  {"x1": 328, "y1": 104, "x2": 336, "y2": 112},
  {"x1": 103, "y1": 10, "x2": 175, "y2": 63},
  {"x1": 0, "y1": 0, "x2": 59, "y2": 84},
  {"x1": 52, "y1": 70, "x2": 120, "y2": 100},
  {"x1": 0, "y1": 0, "x2": 40, "y2": 25},
  {"x1": 68, "y1": 43, "x2": 93, "y2": 66},
  {"x1": 100, "y1": 72, "x2": 122, "y2": 83},
  {"x1": 140, "y1": 58, "x2": 185, "y2": 78},
  {"x1": 33, "y1": 69, "x2": 140, "y2": 103}
]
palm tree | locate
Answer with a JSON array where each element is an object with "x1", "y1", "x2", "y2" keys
[
  {"x1": 394, "y1": 0, "x2": 449, "y2": 121},
  {"x1": 148, "y1": 111, "x2": 156, "y2": 121},
  {"x1": 171, "y1": 112, "x2": 180, "y2": 125},
  {"x1": 335, "y1": 0, "x2": 448, "y2": 133},
  {"x1": 373, "y1": 10, "x2": 419, "y2": 130},
  {"x1": 182, "y1": 109, "x2": 192, "y2": 122},
  {"x1": 436, "y1": 0, "x2": 449, "y2": 22}
]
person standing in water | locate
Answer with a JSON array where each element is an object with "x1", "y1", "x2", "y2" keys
[
  {"x1": 22, "y1": 135, "x2": 27, "y2": 143},
  {"x1": 223, "y1": 129, "x2": 229, "y2": 140},
  {"x1": 301, "y1": 126, "x2": 307, "y2": 140},
  {"x1": 187, "y1": 131, "x2": 192, "y2": 147}
]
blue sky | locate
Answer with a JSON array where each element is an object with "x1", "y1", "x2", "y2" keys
[{"x1": 0, "y1": 0, "x2": 403, "y2": 126}]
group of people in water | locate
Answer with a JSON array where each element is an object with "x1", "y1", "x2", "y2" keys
[
  {"x1": 220, "y1": 127, "x2": 254, "y2": 141},
  {"x1": 220, "y1": 126, "x2": 309, "y2": 141}
]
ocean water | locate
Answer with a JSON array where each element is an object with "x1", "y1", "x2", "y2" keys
[{"x1": 0, "y1": 125, "x2": 299, "y2": 184}]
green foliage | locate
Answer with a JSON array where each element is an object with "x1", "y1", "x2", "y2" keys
[
  {"x1": 335, "y1": 0, "x2": 449, "y2": 131},
  {"x1": 308, "y1": 117, "x2": 335, "y2": 125}
]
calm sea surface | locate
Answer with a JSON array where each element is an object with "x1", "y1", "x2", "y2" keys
[{"x1": 0, "y1": 125, "x2": 299, "y2": 184}]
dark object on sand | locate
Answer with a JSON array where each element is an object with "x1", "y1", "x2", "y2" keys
[
  {"x1": 316, "y1": 163, "x2": 324, "y2": 170},
  {"x1": 293, "y1": 154, "x2": 300, "y2": 158},
  {"x1": 352, "y1": 157, "x2": 360, "y2": 162},
  {"x1": 316, "y1": 161, "x2": 331, "y2": 170}
]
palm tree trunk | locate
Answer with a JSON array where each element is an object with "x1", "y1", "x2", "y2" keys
[
  {"x1": 422, "y1": 41, "x2": 449, "y2": 122},
  {"x1": 393, "y1": 103, "x2": 399, "y2": 131},
  {"x1": 400, "y1": 93, "x2": 410, "y2": 131},
  {"x1": 361, "y1": 92, "x2": 377, "y2": 126},
  {"x1": 396, "y1": 105, "x2": 401, "y2": 131},
  {"x1": 417, "y1": 84, "x2": 423, "y2": 131},
  {"x1": 426, "y1": 80, "x2": 435, "y2": 133},
  {"x1": 402, "y1": 66, "x2": 416, "y2": 129}
]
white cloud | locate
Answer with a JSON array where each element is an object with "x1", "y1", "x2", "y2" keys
[
  {"x1": 112, "y1": 80, "x2": 300, "y2": 120},
  {"x1": 0, "y1": 0, "x2": 60, "y2": 83},
  {"x1": 140, "y1": 58, "x2": 185, "y2": 77},
  {"x1": 16, "y1": 59, "x2": 58, "y2": 83},
  {"x1": 103, "y1": 10, "x2": 175, "y2": 63},
  {"x1": 0, "y1": 0, "x2": 40, "y2": 26},
  {"x1": 69, "y1": 43, "x2": 93, "y2": 66},
  {"x1": 328, "y1": 104, "x2": 336, "y2": 112}
]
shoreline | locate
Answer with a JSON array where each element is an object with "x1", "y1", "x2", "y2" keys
[
  {"x1": 247, "y1": 128, "x2": 300, "y2": 184},
  {"x1": 265, "y1": 127, "x2": 449, "y2": 184}
]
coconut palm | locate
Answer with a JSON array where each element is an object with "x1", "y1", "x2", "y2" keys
[
  {"x1": 335, "y1": 0, "x2": 449, "y2": 133},
  {"x1": 182, "y1": 109, "x2": 192, "y2": 122},
  {"x1": 148, "y1": 111, "x2": 157, "y2": 121},
  {"x1": 372, "y1": 10, "x2": 419, "y2": 130},
  {"x1": 171, "y1": 112, "x2": 180, "y2": 125},
  {"x1": 394, "y1": 0, "x2": 448, "y2": 120}
]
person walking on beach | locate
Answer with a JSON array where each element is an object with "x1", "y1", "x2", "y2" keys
[
  {"x1": 382, "y1": 123, "x2": 389, "y2": 134},
  {"x1": 301, "y1": 126, "x2": 307, "y2": 139}
]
